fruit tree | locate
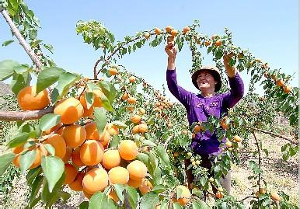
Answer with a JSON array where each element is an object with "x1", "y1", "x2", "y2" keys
[{"x1": 0, "y1": 1, "x2": 298, "y2": 208}]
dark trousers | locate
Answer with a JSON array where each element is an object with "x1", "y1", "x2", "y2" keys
[{"x1": 184, "y1": 154, "x2": 231, "y2": 196}]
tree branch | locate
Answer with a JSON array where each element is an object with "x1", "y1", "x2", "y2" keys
[
  {"x1": 251, "y1": 127, "x2": 298, "y2": 145},
  {"x1": 0, "y1": 106, "x2": 54, "y2": 121},
  {"x1": 0, "y1": 9, "x2": 42, "y2": 71},
  {"x1": 94, "y1": 32, "x2": 156, "y2": 77}
]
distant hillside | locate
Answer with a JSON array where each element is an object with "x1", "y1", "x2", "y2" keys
[
  {"x1": 0, "y1": 82, "x2": 12, "y2": 96},
  {"x1": 0, "y1": 82, "x2": 13, "y2": 110}
]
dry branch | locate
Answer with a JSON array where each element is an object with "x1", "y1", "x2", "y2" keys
[
  {"x1": 0, "y1": 106, "x2": 54, "y2": 121},
  {"x1": 0, "y1": 10, "x2": 42, "y2": 71}
]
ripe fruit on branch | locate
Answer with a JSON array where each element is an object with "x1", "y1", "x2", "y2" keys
[
  {"x1": 128, "y1": 97, "x2": 137, "y2": 104},
  {"x1": 233, "y1": 135, "x2": 242, "y2": 143},
  {"x1": 43, "y1": 134, "x2": 67, "y2": 159},
  {"x1": 138, "y1": 123, "x2": 148, "y2": 133},
  {"x1": 17, "y1": 86, "x2": 50, "y2": 110},
  {"x1": 69, "y1": 172, "x2": 85, "y2": 191},
  {"x1": 144, "y1": 32, "x2": 150, "y2": 40},
  {"x1": 283, "y1": 85, "x2": 291, "y2": 93},
  {"x1": 108, "y1": 166, "x2": 129, "y2": 185},
  {"x1": 80, "y1": 140, "x2": 104, "y2": 166},
  {"x1": 215, "y1": 191, "x2": 224, "y2": 199},
  {"x1": 127, "y1": 160, "x2": 147, "y2": 180},
  {"x1": 171, "y1": 29, "x2": 179, "y2": 37},
  {"x1": 119, "y1": 140, "x2": 138, "y2": 160},
  {"x1": 271, "y1": 192, "x2": 281, "y2": 202},
  {"x1": 62, "y1": 124, "x2": 86, "y2": 148},
  {"x1": 131, "y1": 115, "x2": 141, "y2": 124},
  {"x1": 139, "y1": 178, "x2": 153, "y2": 195},
  {"x1": 108, "y1": 67, "x2": 118, "y2": 75},
  {"x1": 215, "y1": 40, "x2": 222, "y2": 47},
  {"x1": 165, "y1": 25, "x2": 173, "y2": 33},
  {"x1": 182, "y1": 26, "x2": 190, "y2": 35},
  {"x1": 129, "y1": 76, "x2": 136, "y2": 83},
  {"x1": 85, "y1": 122, "x2": 100, "y2": 140},
  {"x1": 102, "y1": 149, "x2": 121, "y2": 170},
  {"x1": 54, "y1": 97, "x2": 84, "y2": 124},
  {"x1": 82, "y1": 168, "x2": 108, "y2": 194},
  {"x1": 63, "y1": 164, "x2": 77, "y2": 184},
  {"x1": 154, "y1": 27, "x2": 161, "y2": 35},
  {"x1": 173, "y1": 185, "x2": 191, "y2": 206},
  {"x1": 276, "y1": 79, "x2": 285, "y2": 87}
]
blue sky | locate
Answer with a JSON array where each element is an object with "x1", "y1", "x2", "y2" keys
[{"x1": 0, "y1": 0, "x2": 298, "y2": 100}]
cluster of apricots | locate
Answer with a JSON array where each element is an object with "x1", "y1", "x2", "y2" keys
[
  {"x1": 13, "y1": 84, "x2": 156, "y2": 201},
  {"x1": 263, "y1": 72, "x2": 292, "y2": 94}
]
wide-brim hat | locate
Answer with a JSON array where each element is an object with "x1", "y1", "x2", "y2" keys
[{"x1": 191, "y1": 65, "x2": 222, "y2": 91}]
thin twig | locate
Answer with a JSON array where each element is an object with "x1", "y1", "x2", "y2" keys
[
  {"x1": 252, "y1": 131, "x2": 262, "y2": 206},
  {"x1": 251, "y1": 127, "x2": 298, "y2": 145},
  {"x1": 163, "y1": 135, "x2": 173, "y2": 149},
  {"x1": 94, "y1": 32, "x2": 156, "y2": 77},
  {"x1": 238, "y1": 195, "x2": 256, "y2": 202},
  {"x1": 0, "y1": 106, "x2": 54, "y2": 121},
  {"x1": 1, "y1": 10, "x2": 42, "y2": 71}
]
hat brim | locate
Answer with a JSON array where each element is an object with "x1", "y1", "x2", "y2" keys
[{"x1": 191, "y1": 67, "x2": 222, "y2": 91}]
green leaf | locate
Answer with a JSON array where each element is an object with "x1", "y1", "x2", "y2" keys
[
  {"x1": 39, "y1": 113, "x2": 61, "y2": 132},
  {"x1": 113, "y1": 184, "x2": 125, "y2": 202},
  {"x1": 94, "y1": 107, "x2": 107, "y2": 135},
  {"x1": 176, "y1": 187, "x2": 183, "y2": 200},
  {"x1": 108, "y1": 135, "x2": 120, "y2": 149},
  {"x1": 41, "y1": 156, "x2": 64, "y2": 192},
  {"x1": 140, "y1": 192, "x2": 159, "y2": 209},
  {"x1": 43, "y1": 43, "x2": 54, "y2": 54},
  {"x1": 26, "y1": 167, "x2": 42, "y2": 184},
  {"x1": 142, "y1": 140, "x2": 157, "y2": 147},
  {"x1": 59, "y1": 191, "x2": 71, "y2": 202},
  {"x1": 55, "y1": 71, "x2": 80, "y2": 98},
  {"x1": 0, "y1": 60, "x2": 20, "y2": 81},
  {"x1": 79, "y1": 201, "x2": 89, "y2": 209},
  {"x1": 125, "y1": 185, "x2": 139, "y2": 208},
  {"x1": 2, "y1": 40, "x2": 14, "y2": 46},
  {"x1": 98, "y1": 80, "x2": 117, "y2": 103},
  {"x1": 85, "y1": 91, "x2": 94, "y2": 109},
  {"x1": 136, "y1": 153, "x2": 149, "y2": 165},
  {"x1": 11, "y1": 72, "x2": 31, "y2": 95},
  {"x1": 89, "y1": 192, "x2": 109, "y2": 209},
  {"x1": 192, "y1": 200, "x2": 210, "y2": 209},
  {"x1": 44, "y1": 144, "x2": 55, "y2": 156},
  {"x1": 160, "y1": 199, "x2": 169, "y2": 209},
  {"x1": 41, "y1": 173, "x2": 65, "y2": 207},
  {"x1": 155, "y1": 145, "x2": 171, "y2": 168},
  {"x1": 7, "y1": 132, "x2": 30, "y2": 148},
  {"x1": 173, "y1": 202, "x2": 182, "y2": 209},
  {"x1": 36, "y1": 67, "x2": 64, "y2": 94},
  {"x1": 215, "y1": 49, "x2": 223, "y2": 60},
  {"x1": 26, "y1": 195, "x2": 41, "y2": 209},
  {"x1": 152, "y1": 184, "x2": 167, "y2": 193},
  {"x1": 111, "y1": 121, "x2": 127, "y2": 129},
  {"x1": 20, "y1": 149, "x2": 37, "y2": 173},
  {"x1": 0, "y1": 153, "x2": 15, "y2": 176},
  {"x1": 153, "y1": 167, "x2": 162, "y2": 185},
  {"x1": 29, "y1": 175, "x2": 43, "y2": 201},
  {"x1": 100, "y1": 92, "x2": 114, "y2": 111}
]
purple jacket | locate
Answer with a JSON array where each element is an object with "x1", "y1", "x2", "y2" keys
[{"x1": 166, "y1": 69, "x2": 244, "y2": 155}]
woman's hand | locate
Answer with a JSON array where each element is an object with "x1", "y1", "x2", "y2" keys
[
  {"x1": 165, "y1": 36, "x2": 177, "y2": 59},
  {"x1": 223, "y1": 53, "x2": 236, "y2": 78},
  {"x1": 165, "y1": 36, "x2": 177, "y2": 70}
]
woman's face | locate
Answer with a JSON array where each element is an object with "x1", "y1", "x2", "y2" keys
[{"x1": 196, "y1": 70, "x2": 217, "y2": 91}]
